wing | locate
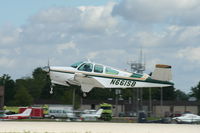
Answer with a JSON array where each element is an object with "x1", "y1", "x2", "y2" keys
[{"x1": 74, "y1": 73, "x2": 104, "y2": 93}]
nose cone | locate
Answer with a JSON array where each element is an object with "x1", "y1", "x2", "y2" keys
[{"x1": 42, "y1": 66, "x2": 50, "y2": 72}]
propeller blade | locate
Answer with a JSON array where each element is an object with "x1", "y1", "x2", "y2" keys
[{"x1": 42, "y1": 59, "x2": 50, "y2": 72}]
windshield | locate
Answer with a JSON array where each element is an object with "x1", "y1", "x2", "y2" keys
[
  {"x1": 101, "y1": 106, "x2": 111, "y2": 110},
  {"x1": 70, "y1": 61, "x2": 83, "y2": 68}
]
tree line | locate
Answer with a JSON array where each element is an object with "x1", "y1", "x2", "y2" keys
[{"x1": 0, "y1": 67, "x2": 200, "y2": 107}]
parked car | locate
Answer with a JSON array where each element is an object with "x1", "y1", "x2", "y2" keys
[{"x1": 119, "y1": 112, "x2": 136, "y2": 117}]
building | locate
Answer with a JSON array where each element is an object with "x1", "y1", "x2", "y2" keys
[{"x1": 80, "y1": 99, "x2": 200, "y2": 117}]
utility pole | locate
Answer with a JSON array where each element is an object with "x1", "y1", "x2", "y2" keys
[
  {"x1": 127, "y1": 49, "x2": 145, "y2": 114},
  {"x1": 149, "y1": 88, "x2": 152, "y2": 117},
  {"x1": 136, "y1": 88, "x2": 139, "y2": 114}
]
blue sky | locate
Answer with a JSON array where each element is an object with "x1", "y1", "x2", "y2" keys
[{"x1": 0, "y1": 0, "x2": 200, "y2": 93}]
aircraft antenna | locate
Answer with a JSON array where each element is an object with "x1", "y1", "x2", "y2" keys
[{"x1": 87, "y1": 58, "x2": 91, "y2": 62}]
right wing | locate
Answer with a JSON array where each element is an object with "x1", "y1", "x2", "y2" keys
[{"x1": 74, "y1": 73, "x2": 104, "y2": 93}]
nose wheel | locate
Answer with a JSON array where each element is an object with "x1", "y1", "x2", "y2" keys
[
  {"x1": 50, "y1": 84, "x2": 54, "y2": 94},
  {"x1": 83, "y1": 93, "x2": 87, "y2": 97}
]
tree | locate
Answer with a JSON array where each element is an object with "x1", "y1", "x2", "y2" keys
[
  {"x1": 175, "y1": 89, "x2": 188, "y2": 101},
  {"x1": 29, "y1": 67, "x2": 48, "y2": 100},
  {"x1": 191, "y1": 81, "x2": 200, "y2": 100},
  {"x1": 39, "y1": 76, "x2": 52, "y2": 99},
  {"x1": 122, "y1": 88, "x2": 133, "y2": 100},
  {"x1": 14, "y1": 67, "x2": 50, "y2": 102},
  {"x1": 86, "y1": 88, "x2": 115, "y2": 101},
  {"x1": 0, "y1": 74, "x2": 16, "y2": 105},
  {"x1": 140, "y1": 86, "x2": 176, "y2": 101},
  {"x1": 163, "y1": 86, "x2": 176, "y2": 100},
  {"x1": 14, "y1": 84, "x2": 33, "y2": 106}
]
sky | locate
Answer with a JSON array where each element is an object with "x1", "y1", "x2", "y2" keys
[{"x1": 0, "y1": 0, "x2": 200, "y2": 93}]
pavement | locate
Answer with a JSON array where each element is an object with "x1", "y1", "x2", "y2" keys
[{"x1": 0, "y1": 121, "x2": 200, "y2": 133}]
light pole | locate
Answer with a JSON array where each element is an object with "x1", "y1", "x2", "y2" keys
[
  {"x1": 72, "y1": 88, "x2": 76, "y2": 109},
  {"x1": 115, "y1": 89, "x2": 121, "y2": 117},
  {"x1": 160, "y1": 87, "x2": 163, "y2": 117}
]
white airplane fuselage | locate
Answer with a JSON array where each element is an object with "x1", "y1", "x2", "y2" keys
[
  {"x1": 44, "y1": 61, "x2": 174, "y2": 93},
  {"x1": 173, "y1": 113, "x2": 200, "y2": 123},
  {"x1": 0, "y1": 108, "x2": 32, "y2": 120}
]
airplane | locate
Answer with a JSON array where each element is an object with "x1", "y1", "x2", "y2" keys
[
  {"x1": 42, "y1": 60, "x2": 174, "y2": 95},
  {"x1": 0, "y1": 108, "x2": 32, "y2": 120},
  {"x1": 172, "y1": 113, "x2": 200, "y2": 124},
  {"x1": 80, "y1": 109, "x2": 103, "y2": 121}
]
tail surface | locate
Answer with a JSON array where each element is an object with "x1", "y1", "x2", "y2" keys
[
  {"x1": 21, "y1": 108, "x2": 32, "y2": 116},
  {"x1": 96, "y1": 109, "x2": 103, "y2": 117},
  {"x1": 151, "y1": 64, "x2": 172, "y2": 81}
]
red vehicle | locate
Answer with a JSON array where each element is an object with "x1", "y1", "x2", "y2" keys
[{"x1": 19, "y1": 107, "x2": 44, "y2": 118}]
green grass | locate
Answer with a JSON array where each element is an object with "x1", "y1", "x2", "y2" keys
[{"x1": 147, "y1": 117, "x2": 161, "y2": 121}]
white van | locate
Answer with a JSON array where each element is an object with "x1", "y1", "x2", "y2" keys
[{"x1": 45, "y1": 106, "x2": 75, "y2": 119}]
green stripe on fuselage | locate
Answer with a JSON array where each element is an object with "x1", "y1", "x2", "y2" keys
[
  {"x1": 130, "y1": 73, "x2": 143, "y2": 78},
  {"x1": 50, "y1": 69, "x2": 173, "y2": 85}
]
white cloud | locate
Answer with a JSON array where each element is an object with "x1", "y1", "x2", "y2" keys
[
  {"x1": 15, "y1": 3, "x2": 119, "y2": 49},
  {"x1": 29, "y1": 7, "x2": 81, "y2": 24},
  {"x1": 0, "y1": 26, "x2": 22, "y2": 45},
  {"x1": 177, "y1": 47, "x2": 200, "y2": 62},
  {"x1": 14, "y1": 48, "x2": 21, "y2": 55},
  {"x1": 176, "y1": 26, "x2": 200, "y2": 44},
  {"x1": 86, "y1": 49, "x2": 128, "y2": 67},
  {"x1": 79, "y1": 2, "x2": 118, "y2": 33},
  {"x1": 86, "y1": 49, "x2": 126, "y2": 60},
  {"x1": 146, "y1": 58, "x2": 162, "y2": 72},
  {"x1": 0, "y1": 48, "x2": 21, "y2": 56},
  {"x1": 0, "y1": 57, "x2": 16, "y2": 68},
  {"x1": 57, "y1": 41, "x2": 76, "y2": 54},
  {"x1": 112, "y1": 0, "x2": 200, "y2": 25},
  {"x1": 1, "y1": 0, "x2": 200, "y2": 93},
  {"x1": 0, "y1": 49, "x2": 9, "y2": 55},
  {"x1": 134, "y1": 31, "x2": 164, "y2": 46},
  {"x1": 86, "y1": 51, "x2": 99, "y2": 60}
]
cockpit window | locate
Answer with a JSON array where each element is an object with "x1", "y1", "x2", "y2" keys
[
  {"x1": 94, "y1": 64, "x2": 103, "y2": 73},
  {"x1": 105, "y1": 67, "x2": 119, "y2": 75},
  {"x1": 78, "y1": 63, "x2": 93, "y2": 72},
  {"x1": 70, "y1": 61, "x2": 83, "y2": 68}
]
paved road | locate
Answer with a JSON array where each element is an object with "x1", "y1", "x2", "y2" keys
[{"x1": 0, "y1": 121, "x2": 200, "y2": 133}]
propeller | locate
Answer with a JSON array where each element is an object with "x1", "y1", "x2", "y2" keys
[
  {"x1": 42, "y1": 59, "x2": 50, "y2": 73},
  {"x1": 42, "y1": 59, "x2": 54, "y2": 94}
]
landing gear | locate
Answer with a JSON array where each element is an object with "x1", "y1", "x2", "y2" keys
[
  {"x1": 50, "y1": 84, "x2": 55, "y2": 94},
  {"x1": 50, "y1": 86, "x2": 53, "y2": 94},
  {"x1": 83, "y1": 93, "x2": 87, "y2": 97}
]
